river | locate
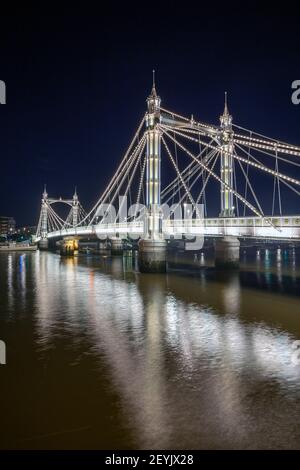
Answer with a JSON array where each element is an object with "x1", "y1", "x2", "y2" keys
[{"x1": 0, "y1": 248, "x2": 300, "y2": 449}]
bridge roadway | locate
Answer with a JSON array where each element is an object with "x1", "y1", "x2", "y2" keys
[{"x1": 36, "y1": 215, "x2": 300, "y2": 242}]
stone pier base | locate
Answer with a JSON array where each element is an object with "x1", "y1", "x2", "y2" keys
[
  {"x1": 38, "y1": 239, "x2": 48, "y2": 250},
  {"x1": 214, "y1": 236, "x2": 240, "y2": 268},
  {"x1": 138, "y1": 239, "x2": 167, "y2": 273}
]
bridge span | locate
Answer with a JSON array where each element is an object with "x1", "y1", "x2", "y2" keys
[{"x1": 36, "y1": 77, "x2": 300, "y2": 270}]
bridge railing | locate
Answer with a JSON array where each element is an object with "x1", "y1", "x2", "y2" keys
[
  {"x1": 166, "y1": 216, "x2": 300, "y2": 239},
  {"x1": 95, "y1": 221, "x2": 144, "y2": 236},
  {"x1": 203, "y1": 216, "x2": 300, "y2": 239},
  {"x1": 47, "y1": 226, "x2": 94, "y2": 239}
]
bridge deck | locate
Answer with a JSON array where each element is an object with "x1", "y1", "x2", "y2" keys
[{"x1": 37, "y1": 216, "x2": 300, "y2": 242}]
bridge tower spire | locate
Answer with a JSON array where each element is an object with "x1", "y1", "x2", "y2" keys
[
  {"x1": 219, "y1": 92, "x2": 235, "y2": 217},
  {"x1": 72, "y1": 187, "x2": 79, "y2": 227}
]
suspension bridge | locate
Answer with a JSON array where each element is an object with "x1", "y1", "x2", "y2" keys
[{"x1": 35, "y1": 76, "x2": 300, "y2": 271}]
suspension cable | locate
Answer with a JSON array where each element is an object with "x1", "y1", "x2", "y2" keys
[{"x1": 160, "y1": 127, "x2": 274, "y2": 224}]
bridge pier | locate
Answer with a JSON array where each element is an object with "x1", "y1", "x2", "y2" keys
[
  {"x1": 38, "y1": 239, "x2": 49, "y2": 250},
  {"x1": 110, "y1": 237, "x2": 123, "y2": 256},
  {"x1": 214, "y1": 236, "x2": 240, "y2": 268},
  {"x1": 138, "y1": 239, "x2": 167, "y2": 273}
]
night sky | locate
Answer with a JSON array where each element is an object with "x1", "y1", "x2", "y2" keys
[{"x1": 0, "y1": 5, "x2": 299, "y2": 226}]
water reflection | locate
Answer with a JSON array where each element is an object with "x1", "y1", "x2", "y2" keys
[
  {"x1": 1, "y1": 250, "x2": 300, "y2": 449},
  {"x1": 7, "y1": 254, "x2": 14, "y2": 312}
]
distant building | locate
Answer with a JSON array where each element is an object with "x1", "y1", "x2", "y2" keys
[
  {"x1": 16, "y1": 225, "x2": 37, "y2": 236},
  {"x1": 0, "y1": 216, "x2": 16, "y2": 236}
]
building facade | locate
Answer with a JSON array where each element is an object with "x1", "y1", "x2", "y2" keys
[{"x1": 0, "y1": 216, "x2": 16, "y2": 236}]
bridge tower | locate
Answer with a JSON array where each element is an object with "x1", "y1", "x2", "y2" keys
[
  {"x1": 145, "y1": 73, "x2": 162, "y2": 235},
  {"x1": 219, "y1": 92, "x2": 235, "y2": 218},
  {"x1": 39, "y1": 186, "x2": 49, "y2": 250},
  {"x1": 215, "y1": 93, "x2": 240, "y2": 267},
  {"x1": 72, "y1": 188, "x2": 79, "y2": 227},
  {"x1": 138, "y1": 72, "x2": 167, "y2": 273}
]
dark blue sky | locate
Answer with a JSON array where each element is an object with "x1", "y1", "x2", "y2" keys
[{"x1": 0, "y1": 4, "x2": 299, "y2": 225}]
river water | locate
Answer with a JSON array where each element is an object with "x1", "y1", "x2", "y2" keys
[{"x1": 0, "y1": 248, "x2": 300, "y2": 449}]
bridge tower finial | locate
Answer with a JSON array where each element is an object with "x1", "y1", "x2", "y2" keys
[
  {"x1": 147, "y1": 70, "x2": 160, "y2": 112},
  {"x1": 224, "y1": 91, "x2": 228, "y2": 115},
  {"x1": 150, "y1": 69, "x2": 157, "y2": 97},
  {"x1": 220, "y1": 91, "x2": 232, "y2": 129}
]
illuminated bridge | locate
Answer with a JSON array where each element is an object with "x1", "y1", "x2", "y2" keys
[{"x1": 36, "y1": 76, "x2": 300, "y2": 271}]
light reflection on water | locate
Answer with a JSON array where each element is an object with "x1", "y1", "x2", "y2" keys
[{"x1": 0, "y1": 250, "x2": 300, "y2": 449}]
